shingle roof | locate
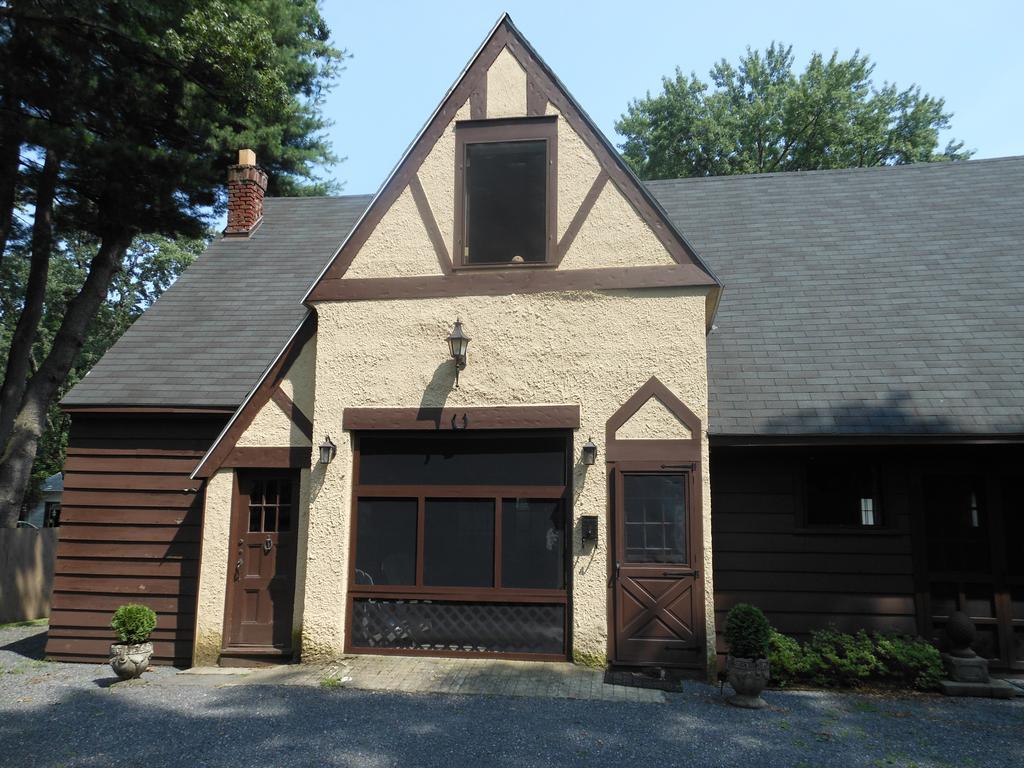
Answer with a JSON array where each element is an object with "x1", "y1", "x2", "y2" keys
[
  {"x1": 650, "y1": 156, "x2": 1024, "y2": 435},
  {"x1": 63, "y1": 195, "x2": 372, "y2": 408},
  {"x1": 65, "y1": 157, "x2": 1024, "y2": 436}
]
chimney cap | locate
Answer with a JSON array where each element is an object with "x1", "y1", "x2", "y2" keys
[{"x1": 237, "y1": 148, "x2": 257, "y2": 166}]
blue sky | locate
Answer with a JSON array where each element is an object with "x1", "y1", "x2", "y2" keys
[{"x1": 317, "y1": 1, "x2": 1022, "y2": 194}]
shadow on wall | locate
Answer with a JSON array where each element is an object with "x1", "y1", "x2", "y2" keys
[
  {"x1": 416, "y1": 362, "x2": 458, "y2": 427},
  {"x1": 0, "y1": 528, "x2": 57, "y2": 624},
  {"x1": 758, "y1": 390, "x2": 962, "y2": 434}
]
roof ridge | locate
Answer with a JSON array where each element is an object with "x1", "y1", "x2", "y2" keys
[{"x1": 643, "y1": 155, "x2": 1024, "y2": 186}]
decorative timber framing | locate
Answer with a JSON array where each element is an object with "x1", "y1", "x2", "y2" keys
[
  {"x1": 302, "y1": 14, "x2": 721, "y2": 317},
  {"x1": 342, "y1": 405, "x2": 580, "y2": 432},
  {"x1": 192, "y1": 314, "x2": 317, "y2": 479},
  {"x1": 555, "y1": 172, "x2": 608, "y2": 265},
  {"x1": 221, "y1": 446, "x2": 311, "y2": 469},
  {"x1": 605, "y1": 376, "x2": 702, "y2": 463}
]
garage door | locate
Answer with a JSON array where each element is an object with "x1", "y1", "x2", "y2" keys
[{"x1": 347, "y1": 431, "x2": 571, "y2": 659}]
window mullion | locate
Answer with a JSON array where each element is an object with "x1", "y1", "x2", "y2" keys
[{"x1": 416, "y1": 495, "x2": 425, "y2": 588}]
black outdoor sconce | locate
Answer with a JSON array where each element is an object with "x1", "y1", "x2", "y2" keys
[
  {"x1": 446, "y1": 318, "x2": 471, "y2": 388},
  {"x1": 581, "y1": 437, "x2": 598, "y2": 465},
  {"x1": 319, "y1": 435, "x2": 337, "y2": 465},
  {"x1": 581, "y1": 515, "x2": 599, "y2": 544}
]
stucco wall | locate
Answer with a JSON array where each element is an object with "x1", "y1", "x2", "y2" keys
[
  {"x1": 303, "y1": 287, "x2": 713, "y2": 665},
  {"x1": 193, "y1": 468, "x2": 233, "y2": 666},
  {"x1": 486, "y1": 46, "x2": 527, "y2": 118},
  {"x1": 236, "y1": 398, "x2": 311, "y2": 447}
]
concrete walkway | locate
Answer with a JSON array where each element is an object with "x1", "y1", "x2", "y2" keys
[{"x1": 185, "y1": 654, "x2": 667, "y2": 702}]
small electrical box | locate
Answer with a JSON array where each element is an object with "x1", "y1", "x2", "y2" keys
[{"x1": 580, "y1": 515, "x2": 599, "y2": 544}]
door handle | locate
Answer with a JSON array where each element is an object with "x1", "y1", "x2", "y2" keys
[{"x1": 234, "y1": 557, "x2": 243, "y2": 578}]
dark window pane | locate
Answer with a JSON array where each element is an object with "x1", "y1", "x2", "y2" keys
[
  {"x1": 924, "y1": 475, "x2": 989, "y2": 573},
  {"x1": 278, "y1": 504, "x2": 291, "y2": 532},
  {"x1": 264, "y1": 507, "x2": 277, "y2": 532},
  {"x1": 351, "y1": 599, "x2": 564, "y2": 655},
  {"x1": 424, "y1": 499, "x2": 494, "y2": 587},
  {"x1": 248, "y1": 505, "x2": 261, "y2": 533},
  {"x1": 806, "y1": 462, "x2": 881, "y2": 527},
  {"x1": 359, "y1": 433, "x2": 565, "y2": 486},
  {"x1": 465, "y1": 140, "x2": 547, "y2": 265},
  {"x1": 623, "y1": 474, "x2": 686, "y2": 564},
  {"x1": 355, "y1": 498, "x2": 418, "y2": 586},
  {"x1": 501, "y1": 499, "x2": 564, "y2": 589}
]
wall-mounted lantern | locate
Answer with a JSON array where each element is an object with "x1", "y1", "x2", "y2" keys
[
  {"x1": 581, "y1": 437, "x2": 598, "y2": 466},
  {"x1": 319, "y1": 435, "x2": 337, "y2": 465},
  {"x1": 446, "y1": 318, "x2": 471, "y2": 387}
]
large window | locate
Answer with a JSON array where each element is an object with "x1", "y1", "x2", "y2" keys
[
  {"x1": 349, "y1": 431, "x2": 570, "y2": 657},
  {"x1": 454, "y1": 117, "x2": 557, "y2": 268}
]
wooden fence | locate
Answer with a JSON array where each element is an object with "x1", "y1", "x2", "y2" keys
[{"x1": 0, "y1": 527, "x2": 58, "y2": 624}]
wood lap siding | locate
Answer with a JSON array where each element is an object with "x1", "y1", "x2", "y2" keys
[
  {"x1": 710, "y1": 447, "x2": 917, "y2": 663},
  {"x1": 46, "y1": 414, "x2": 227, "y2": 665}
]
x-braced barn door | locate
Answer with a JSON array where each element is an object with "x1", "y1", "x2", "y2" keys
[{"x1": 611, "y1": 465, "x2": 704, "y2": 667}]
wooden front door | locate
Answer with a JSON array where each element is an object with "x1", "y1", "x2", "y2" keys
[
  {"x1": 611, "y1": 467, "x2": 704, "y2": 667},
  {"x1": 225, "y1": 471, "x2": 298, "y2": 650}
]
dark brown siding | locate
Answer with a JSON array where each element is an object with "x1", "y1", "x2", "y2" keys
[
  {"x1": 710, "y1": 446, "x2": 918, "y2": 664},
  {"x1": 46, "y1": 413, "x2": 227, "y2": 665}
]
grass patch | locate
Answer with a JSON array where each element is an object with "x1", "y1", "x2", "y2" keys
[
  {"x1": 320, "y1": 675, "x2": 345, "y2": 689},
  {"x1": 0, "y1": 618, "x2": 49, "y2": 630}
]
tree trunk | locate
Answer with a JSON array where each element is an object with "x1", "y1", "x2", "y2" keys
[
  {"x1": 0, "y1": 117, "x2": 21, "y2": 262},
  {"x1": 0, "y1": 149, "x2": 59, "y2": 450},
  {"x1": 0, "y1": 227, "x2": 131, "y2": 527}
]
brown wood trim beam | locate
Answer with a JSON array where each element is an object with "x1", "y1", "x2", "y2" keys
[
  {"x1": 62, "y1": 405, "x2": 236, "y2": 415},
  {"x1": 342, "y1": 405, "x2": 580, "y2": 431},
  {"x1": 222, "y1": 446, "x2": 311, "y2": 469},
  {"x1": 270, "y1": 387, "x2": 314, "y2": 441},
  {"x1": 470, "y1": 76, "x2": 486, "y2": 119},
  {"x1": 409, "y1": 174, "x2": 453, "y2": 274},
  {"x1": 309, "y1": 263, "x2": 715, "y2": 303},
  {"x1": 193, "y1": 315, "x2": 317, "y2": 478},
  {"x1": 526, "y1": 76, "x2": 547, "y2": 116},
  {"x1": 556, "y1": 172, "x2": 607, "y2": 264},
  {"x1": 606, "y1": 376, "x2": 702, "y2": 462}
]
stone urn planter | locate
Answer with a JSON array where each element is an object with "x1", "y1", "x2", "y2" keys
[
  {"x1": 726, "y1": 655, "x2": 770, "y2": 709},
  {"x1": 723, "y1": 602, "x2": 773, "y2": 709},
  {"x1": 109, "y1": 641, "x2": 154, "y2": 680},
  {"x1": 108, "y1": 604, "x2": 157, "y2": 680}
]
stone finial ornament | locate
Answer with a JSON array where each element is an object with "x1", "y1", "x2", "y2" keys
[{"x1": 945, "y1": 610, "x2": 977, "y2": 658}]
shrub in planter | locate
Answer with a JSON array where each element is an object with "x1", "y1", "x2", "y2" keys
[
  {"x1": 723, "y1": 603, "x2": 772, "y2": 709},
  {"x1": 109, "y1": 604, "x2": 157, "y2": 680}
]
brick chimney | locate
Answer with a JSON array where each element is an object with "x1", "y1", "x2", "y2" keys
[{"x1": 225, "y1": 148, "x2": 268, "y2": 236}]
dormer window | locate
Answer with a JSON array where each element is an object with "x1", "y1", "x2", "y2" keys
[{"x1": 454, "y1": 117, "x2": 557, "y2": 268}]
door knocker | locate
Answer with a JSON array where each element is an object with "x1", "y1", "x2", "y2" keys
[{"x1": 263, "y1": 536, "x2": 273, "y2": 553}]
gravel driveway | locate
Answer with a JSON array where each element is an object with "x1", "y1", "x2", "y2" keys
[{"x1": 2, "y1": 624, "x2": 1021, "y2": 768}]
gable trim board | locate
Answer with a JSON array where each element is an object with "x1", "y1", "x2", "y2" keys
[
  {"x1": 301, "y1": 15, "x2": 721, "y2": 312},
  {"x1": 192, "y1": 315, "x2": 316, "y2": 479}
]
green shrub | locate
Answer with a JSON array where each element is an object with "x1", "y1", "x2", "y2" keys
[
  {"x1": 803, "y1": 628, "x2": 883, "y2": 687},
  {"x1": 724, "y1": 603, "x2": 772, "y2": 659},
  {"x1": 110, "y1": 604, "x2": 157, "y2": 645},
  {"x1": 765, "y1": 626, "x2": 944, "y2": 691},
  {"x1": 767, "y1": 629, "x2": 807, "y2": 686},
  {"x1": 873, "y1": 633, "x2": 944, "y2": 691}
]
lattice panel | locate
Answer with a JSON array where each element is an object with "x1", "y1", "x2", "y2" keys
[{"x1": 351, "y1": 599, "x2": 565, "y2": 655}]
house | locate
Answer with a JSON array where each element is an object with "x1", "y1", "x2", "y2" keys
[
  {"x1": 47, "y1": 16, "x2": 1024, "y2": 675},
  {"x1": 18, "y1": 471, "x2": 63, "y2": 529}
]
